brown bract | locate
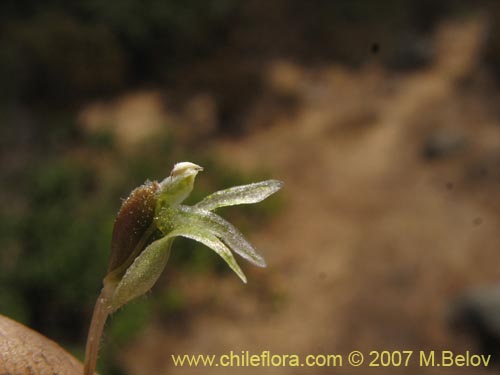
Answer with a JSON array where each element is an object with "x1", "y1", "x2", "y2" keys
[
  {"x1": 108, "y1": 181, "x2": 159, "y2": 276},
  {"x1": 0, "y1": 314, "x2": 88, "y2": 375}
]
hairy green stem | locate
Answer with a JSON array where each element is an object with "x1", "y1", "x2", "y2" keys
[{"x1": 83, "y1": 287, "x2": 112, "y2": 375}]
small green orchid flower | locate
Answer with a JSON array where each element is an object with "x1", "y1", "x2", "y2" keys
[{"x1": 84, "y1": 162, "x2": 283, "y2": 375}]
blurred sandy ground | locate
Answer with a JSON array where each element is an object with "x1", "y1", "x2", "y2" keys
[{"x1": 77, "y1": 16, "x2": 500, "y2": 375}]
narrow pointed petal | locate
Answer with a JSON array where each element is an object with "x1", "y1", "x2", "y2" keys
[
  {"x1": 195, "y1": 180, "x2": 284, "y2": 211},
  {"x1": 170, "y1": 226, "x2": 247, "y2": 283},
  {"x1": 156, "y1": 206, "x2": 267, "y2": 267}
]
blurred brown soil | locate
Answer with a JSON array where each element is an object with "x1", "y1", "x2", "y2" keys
[{"x1": 93, "y1": 17, "x2": 500, "y2": 375}]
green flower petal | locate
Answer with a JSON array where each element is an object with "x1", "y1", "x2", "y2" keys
[
  {"x1": 195, "y1": 180, "x2": 283, "y2": 211},
  {"x1": 156, "y1": 205, "x2": 267, "y2": 267},
  {"x1": 169, "y1": 226, "x2": 247, "y2": 283},
  {"x1": 110, "y1": 235, "x2": 173, "y2": 311},
  {"x1": 110, "y1": 224, "x2": 249, "y2": 311}
]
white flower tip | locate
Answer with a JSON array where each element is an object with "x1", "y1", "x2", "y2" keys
[
  {"x1": 239, "y1": 274, "x2": 248, "y2": 284},
  {"x1": 171, "y1": 162, "x2": 203, "y2": 177},
  {"x1": 272, "y1": 180, "x2": 284, "y2": 190},
  {"x1": 255, "y1": 257, "x2": 267, "y2": 268}
]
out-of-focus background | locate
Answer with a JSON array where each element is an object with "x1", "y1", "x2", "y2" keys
[{"x1": 2, "y1": 1, "x2": 500, "y2": 374}]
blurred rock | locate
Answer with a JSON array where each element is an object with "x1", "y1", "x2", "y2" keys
[
  {"x1": 386, "y1": 33, "x2": 435, "y2": 71},
  {"x1": 450, "y1": 285, "x2": 500, "y2": 358},
  {"x1": 267, "y1": 61, "x2": 306, "y2": 96},
  {"x1": 181, "y1": 94, "x2": 218, "y2": 139},
  {"x1": 0, "y1": 314, "x2": 85, "y2": 375},
  {"x1": 78, "y1": 91, "x2": 171, "y2": 151},
  {"x1": 435, "y1": 17, "x2": 487, "y2": 81},
  {"x1": 422, "y1": 129, "x2": 466, "y2": 160}
]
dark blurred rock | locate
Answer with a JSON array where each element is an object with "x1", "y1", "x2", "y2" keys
[
  {"x1": 449, "y1": 285, "x2": 500, "y2": 359},
  {"x1": 422, "y1": 130, "x2": 466, "y2": 160},
  {"x1": 386, "y1": 33, "x2": 435, "y2": 71}
]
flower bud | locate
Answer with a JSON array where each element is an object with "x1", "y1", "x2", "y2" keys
[
  {"x1": 106, "y1": 181, "x2": 159, "y2": 282},
  {"x1": 156, "y1": 162, "x2": 203, "y2": 209}
]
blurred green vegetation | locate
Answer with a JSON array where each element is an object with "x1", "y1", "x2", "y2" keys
[
  {"x1": 0, "y1": 0, "x2": 240, "y2": 103},
  {"x1": 0, "y1": 0, "x2": 485, "y2": 132},
  {"x1": 1, "y1": 0, "x2": 491, "y2": 139}
]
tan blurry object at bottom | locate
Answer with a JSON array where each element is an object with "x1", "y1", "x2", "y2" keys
[{"x1": 0, "y1": 314, "x2": 90, "y2": 375}]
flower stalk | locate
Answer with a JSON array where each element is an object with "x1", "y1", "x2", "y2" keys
[{"x1": 83, "y1": 289, "x2": 111, "y2": 375}]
